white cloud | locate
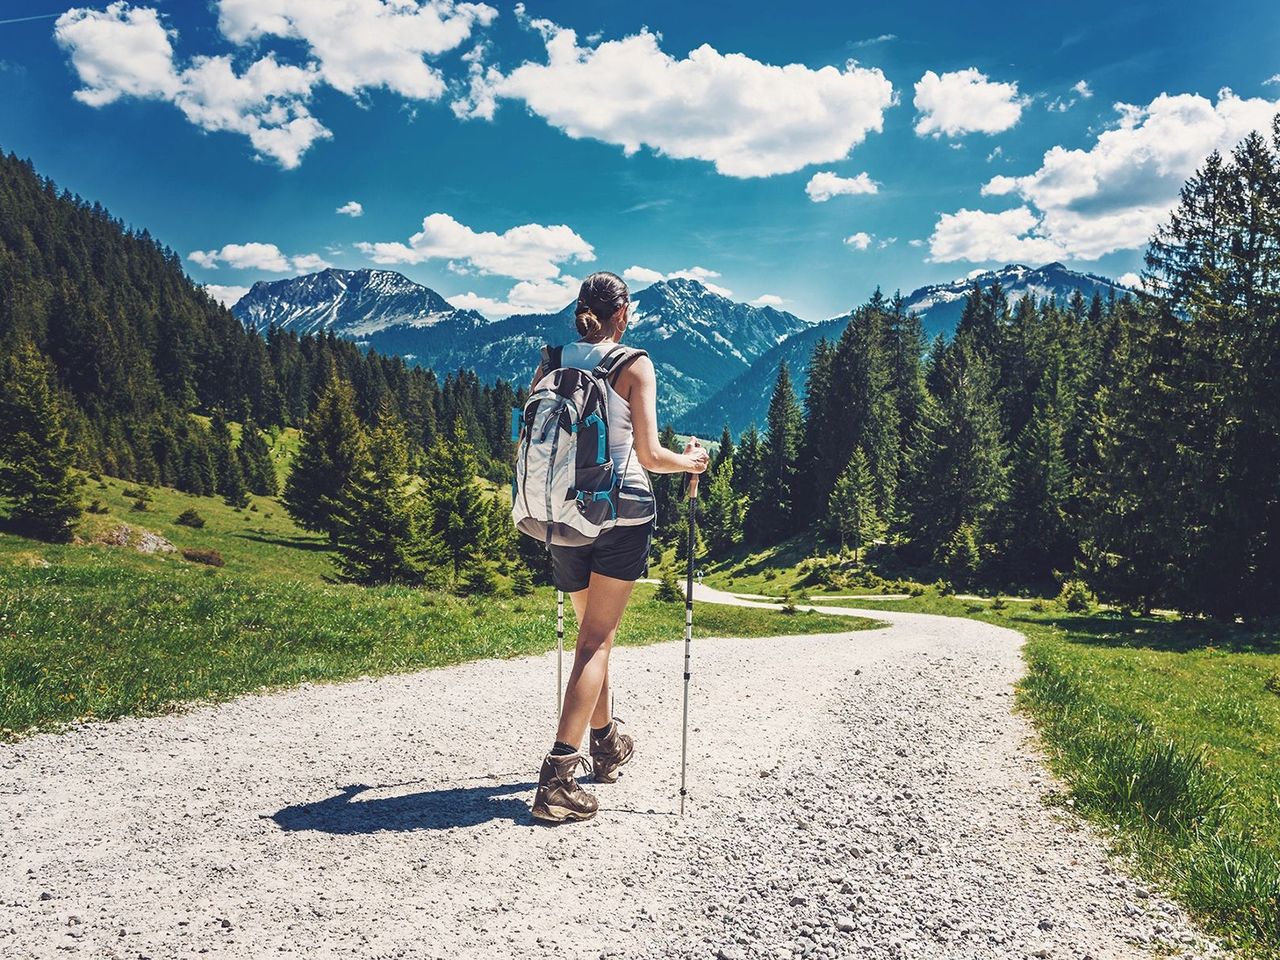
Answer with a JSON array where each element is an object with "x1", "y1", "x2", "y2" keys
[
  {"x1": 453, "y1": 14, "x2": 895, "y2": 178},
  {"x1": 927, "y1": 207, "x2": 1066, "y2": 263},
  {"x1": 54, "y1": 0, "x2": 495, "y2": 168},
  {"x1": 56, "y1": 4, "x2": 330, "y2": 169},
  {"x1": 203, "y1": 283, "x2": 251, "y2": 307},
  {"x1": 849, "y1": 33, "x2": 896, "y2": 48},
  {"x1": 913, "y1": 68, "x2": 1028, "y2": 137},
  {"x1": 844, "y1": 232, "x2": 873, "y2": 251},
  {"x1": 450, "y1": 275, "x2": 580, "y2": 318},
  {"x1": 336, "y1": 200, "x2": 364, "y2": 217},
  {"x1": 1073, "y1": 80, "x2": 1093, "y2": 99},
  {"x1": 805, "y1": 170, "x2": 879, "y2": 202},
  {"x1": 1117, "y1": 271, "x2": 1141, "y2": 288},
  {"x1": 216, "y1": 0, "x2": 496, "y2": 100},
  {"x1": 188, "y1": 242, "x2": 330, "y2": 272},
  {"x1": 622, "y1": 265, "x2": 732, "y2": 297},
  {"x1": 749, "y1": 293, "x2": 784, "y2": 307},
  {"x1": 357, "y1": 212, "x2": 593, "y2": 281},
  {"x1": 969, "y1": 89, "x2": 1280, "y2": 259},
  {"x1": 1266, "y1": 75, "x2": 1280, "y2": 87}
]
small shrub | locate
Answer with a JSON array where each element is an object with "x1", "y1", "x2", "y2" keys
[
  {"x1": 87, "y1": 471, "x2": 101, "y2": 482},
  {"x1": 1030, "y1": 599, "x2": 1046, "y2": 612},
  {"x1": 1057, "y1": 579, "x2": 1096, "y2": 613},
  {"x1": 655, "y1": 571, "x2": 683, "y2": 602},
  {"x1": 122, "y1": 486, "x2": 150, "y2": 501},
  {"x1": 181, "y1": 547, "x2": 224, "y2": 567},
  {"x1": 780, "y1": 594, "x2": 798, "y2": 615},
  {"x1": 1264, "y1": 672, "x2": 1280, "y2": 697},
  {"x1": 175, "y1": 508, "x2": 206, "y2": 529},
  {"x1": 249, "y1": 503, "x2": 259, "y2": 513},
  {"x1": 130, "y1": 498, "x2": 148, "y2": 512},
  {"x1": 460, "y1": 565, "x2": 498, "y2": 596},
  {"x1": 86, "y1": 499, "x2": 109, "y2": 514},
  {"x1": 763, "y1": 569, "x2": 777, "y2": 581},
  {"x1": 933, "y1": 578, "x2": 954, "y2": 596},
  {"x1": 511, "y1": 566, "x2": 534, "y2": 596},
  {"x1": 992, "y1": 596, "x2": 1007, "y2": 610}
]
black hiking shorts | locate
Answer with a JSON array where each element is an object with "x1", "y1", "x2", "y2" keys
[{"x1": 549, "y1": 520, "x2": 654, "y2": 592}]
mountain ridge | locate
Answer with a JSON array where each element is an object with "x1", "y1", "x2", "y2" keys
[{"x1": 231, "y1": 262, "x2": 1133, "y2": 428}]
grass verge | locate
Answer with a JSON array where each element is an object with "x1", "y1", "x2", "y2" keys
[{"x1": 0, "y1": 534, "x2": 873, "y2": 739}]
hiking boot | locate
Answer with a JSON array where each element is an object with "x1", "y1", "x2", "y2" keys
[
  {"x1": 589, "y1": 719, "x2": 635, "y2": 783},
  {"x1": 531, "y1": 751, "x2": 598, "y2": 824}
]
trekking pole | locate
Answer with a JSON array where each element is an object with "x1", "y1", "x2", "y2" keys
[
  {"x1": 679, "y1": 453, "x2": 700, "y2": 816},
  {"x1": 556, "y1": 589, "x2": 565, "y2": 715}
]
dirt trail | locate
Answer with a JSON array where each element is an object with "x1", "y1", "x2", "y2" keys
[{"x1": 0, "y1": 588, "x2": 1217, "y2": 959}]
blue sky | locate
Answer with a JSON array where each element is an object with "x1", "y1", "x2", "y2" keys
[{"x1": 1, "y1": 0, "x2": 1278, "y2": 321}]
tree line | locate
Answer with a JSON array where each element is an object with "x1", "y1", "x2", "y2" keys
[{"x1": 679, "y1": 123, "x2": 1280, "y2": 620}]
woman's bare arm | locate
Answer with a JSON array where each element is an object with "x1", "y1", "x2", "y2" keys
[{"x1": 618, "y1": 355, "x2": 709, "y2": 475}]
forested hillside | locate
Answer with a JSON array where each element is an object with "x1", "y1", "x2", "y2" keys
[
  {"x1": 698, "y1": 125, "x2": 1280, "y2": 620},
  {"x1": 0, "y1": 149, "x2": 520, "y2": 492}
]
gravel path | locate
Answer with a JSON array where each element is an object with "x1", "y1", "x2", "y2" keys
[{"x1": 0, "y1": 587, "x2": 1219, "y2": 960}]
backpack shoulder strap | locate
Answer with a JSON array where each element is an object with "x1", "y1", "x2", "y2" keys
[
  {"x1": 539, "y1": 344, "x2": 563, "y2": 375},
  {"x1": 592, "y1": 345, "x2": 648, "y2": 384}
]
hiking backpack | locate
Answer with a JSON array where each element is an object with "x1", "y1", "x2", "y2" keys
[{"x1": 511, "y1": 344, "x2": 655, "y2": 547}]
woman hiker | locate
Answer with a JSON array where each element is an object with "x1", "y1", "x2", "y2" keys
[{"x1": 528, "y1": 271, "x2": 709, "y2": 824}]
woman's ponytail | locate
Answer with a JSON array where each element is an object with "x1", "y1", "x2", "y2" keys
[
  {"x1": 575, "y1": 305, "x2": 602, "y2": 338},
  {"x1": 574, "y1": 272, "x2": 629, "y2": 340}
]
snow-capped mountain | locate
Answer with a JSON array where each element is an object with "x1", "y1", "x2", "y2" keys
[
  {"x1": 231, "y1": 271, "x2": 808, "y2": 419},
  {"x1": 685, "y1": 262, "x2": 1135, "y2": 434},
  {"x1": 233, "y1": 268, "x2": 483, "y2": 338},
  {"x1": 902, "y1": 262, "x2": 1130, "y2": 339}
]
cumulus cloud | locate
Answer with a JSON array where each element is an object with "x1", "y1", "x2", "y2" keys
[
  {"x1": 1073, "y1": 80, "x2": 1093, "y2": 99},
  {"x1": 913, "y1": 68, "x2": 1028, "y2": 137},
  {"x1": 844, "y1": 232, "x2": 873, "y2": 251},
  {"x1": 749, "y1": 293, "x2": 784, "y2": 307},
  {"x1": 188, "y1": 242, "x2": 330, "y2": 272},
  {"x1": 1117, "y1": 271, "x2": 1141, "y2": 288},
  {"x1": 356, "y1": 212, "x2": 593, "y2": 282},
  {"x1": 964, "y1": 89, "x2": 1280, "y2": 260},
  {"x1": 927, "y1": 207, "x2": 1065, "y2": 263},
  {"x1": 216, "y1": 0, "x2": 496, "y2": 100},
  {"x1": 1266, "y1": 75, "x2": 1280, "y2": 86},
  {"x1": 452, "y1": 12, "x2": 895, "y2": 178},
  {"x1": 805, "y1": 170, "x2": 879, "y2": 202},
  {"x1": 622, "y1": 265, "x2": 732, "y2": 297},
  {"x1": 55, "y1": 1, "x2": 494, "y2": 168},
  {"x1": 336, "y1": 200, "x2": 364, "y2": 217},
  {"x1": 450, "y1": 275, "x2": 580, "y2": 318},
  {"x1": 203, "y1": 283, "x2": 251, "y2": 307}
]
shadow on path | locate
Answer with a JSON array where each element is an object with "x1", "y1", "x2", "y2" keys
[{"x1": 272, "y1": 778, "x2": 537, "y2": 833}]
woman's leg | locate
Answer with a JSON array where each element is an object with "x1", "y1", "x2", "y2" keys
[
  {"x1": 555, "y1": 572, "x2": 634, "y2": 749},
  {"x1": 566, "y1": 588, "x2": 613, "y2": 731}
]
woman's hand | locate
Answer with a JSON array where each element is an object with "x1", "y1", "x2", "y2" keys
[{"x1": 683, "y1": 437, "x2": 710, "y2": 474}]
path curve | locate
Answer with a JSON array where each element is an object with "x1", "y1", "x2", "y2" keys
[{"x1": 0, "y1": 588, "x2": 1218, "y2": 960}]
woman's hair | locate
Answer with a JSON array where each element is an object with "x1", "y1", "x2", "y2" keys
[{"x1": 575, "y1": 271, "x2": 629, "y2": 339}]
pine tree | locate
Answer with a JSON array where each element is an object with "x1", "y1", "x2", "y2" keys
[
  {"x1": 828, "y1": 448, "x2": 879, "y2": 561},
  {"x1": 423, "y1": 416, "x2": 489, "y2": 581},
  {"x1": 712, "y1": 424, "x2": 735, "y2": 473},
  {"x1": 700, "y1": 457, "x2": 746, "y2": 553},
  {"x1": 756, "y1": 361, "x2": 803, "y2": 543},
  {"x1": 906, "y1": 336, "x2": 1006, "y2": 567},
  {"x1": 651, "y1": 423, "x2": 683, "y2": 539},
  {"x1": 221, "y1": 450, "x2": 250, "y2": 509},
  {"x1": 732, "y1": 423, "x2": 761, "y2": 499},
  {"x1": 330, "y1": 413, "x2": 434, "y2": 585},
  {"x1": 0, "y1": 338, "x2": 81, "y2": 541},
  {"x1": 283, "y1": 370, "x2": 366, "y2": 537},
  {"x1": 238, "y1": 418, "x2": 278, "y2": 496}
]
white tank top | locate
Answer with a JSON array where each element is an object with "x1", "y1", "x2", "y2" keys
[{"x1": 558, "y1": 339, "x2": 651, "y2": 493}]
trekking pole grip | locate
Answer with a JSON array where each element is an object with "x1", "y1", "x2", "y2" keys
[{"x1": 687, "y1": 435, "x2": 701, "y2": 500}]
